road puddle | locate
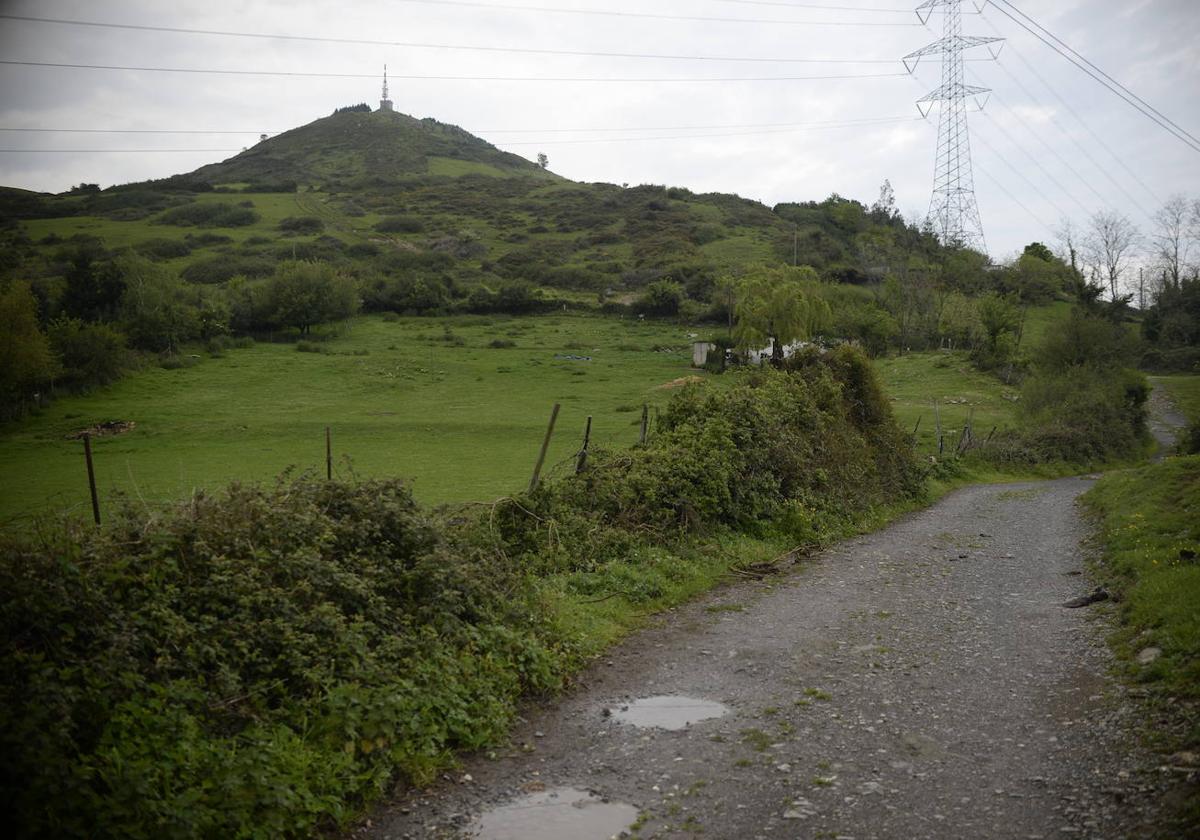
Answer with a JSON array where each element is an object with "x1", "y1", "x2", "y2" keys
[
  {"x1": 611, "y1": 695, "x2": 731, "y2": 730},
  {"x1": 467, "y1": 787, "x2": 638, "y2": 840}
]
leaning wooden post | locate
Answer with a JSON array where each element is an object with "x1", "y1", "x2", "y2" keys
[
  {"x1": 639, "y1": 403, "x2": 649, "y2": 445},
  {"x1": 82, "y1": 434, "x2": 101, "y2": 525},
  {"x1": 575, "y1": 415, "x2": 593, "y2": 474},
  {"x1": 529, "y1": 403, "x2": 560, "y2": 493},
  {"x1": 933, "y1": 400, "x2": 944, "y2": 455},
  {"x1": 325, "y1": 426, "x2": 332, "y2": 480}
]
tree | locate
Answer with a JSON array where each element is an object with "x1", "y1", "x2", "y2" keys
[
  {"x1": 47, "y1": 317, "x2": 128, "y2": 390},
  {"x1": 733, "y1": 265, "x2": 830, "y2": 366},
  {"x1": 870, "y1": 179, "x2": 897, "y2": 221},
  {"x1": 1083, "y1": 209, "x2": 1141, "y2": 302},
  {"x1": 118, "y1": 255, "x2": 199, "y2": 352},
  {"x1": 633, "y1": 280, "x2": 683, "y2": 317},
  {"x1": 1152, "y1": 194, "x2": 1192, "y2": 292},
  {"x1": 0, "y1": 281, "x2": 58, "y2": 418},
  {"x1": 265, "y1": 260, "x2": 359, "y2": 334},
  {"x1": 536, "y1": 153, "x2": 549, "y2": 170}
]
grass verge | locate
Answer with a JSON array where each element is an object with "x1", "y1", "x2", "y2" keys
[{"x1": 1082, "y1": 455, "x2": 1200, "y2": 828}]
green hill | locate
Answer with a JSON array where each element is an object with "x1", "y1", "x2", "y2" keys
[{"x1": 192, "y1": 109, "x2": 547, "y2": 185}]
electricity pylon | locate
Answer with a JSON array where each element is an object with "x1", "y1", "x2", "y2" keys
[{"x1": 904, "y1": 1, "x2": 1003, "y2": 253}]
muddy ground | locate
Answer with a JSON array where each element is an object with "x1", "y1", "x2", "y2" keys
[{"x1": 357, "y1": 474, "x2": 1195, "y2": 840}]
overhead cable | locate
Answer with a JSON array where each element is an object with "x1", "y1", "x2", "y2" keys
[
  {"x1": 986, "y1": 1, "x2": 1200, "y2": 154},
  {"x1": 0, "y1": 14, "x2": 907, "y2": 64},
  {"x1": 381, "y1": 0, "x2": 924, "y2": 25},
  {"x1": 0, "y1": 60, "x2": 909, "y2": 83},
  {"x1": 980, "y1": 12, "x2": 1160, "y2": 211},
  {"x1": 993, "y1": 0, "x2": 1200, "y2": 150}
]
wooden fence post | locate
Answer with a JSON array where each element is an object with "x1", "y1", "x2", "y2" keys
[
  {"x1": 576, "y1": 415, "x2": 593, "y2": 474},
  {"x1": 83, "y1": 434, "x2": 101, "y2": 525},
  {"x1": 529, "y1": 403, "x2": 561, "y2": 493},
  {"x1": 325, "y1": 426, "x2": 332, "y2": 480},
  {"x1": 639, "y1": 404, "x2": 649, "y2": 445},
  {"x1": 933, "y1": 400, "x2": 943, "y2": 455}
]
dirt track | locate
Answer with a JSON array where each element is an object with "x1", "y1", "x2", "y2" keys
[{"x1": 360, "y1": 477, "x2": 1185, "y2": 840}]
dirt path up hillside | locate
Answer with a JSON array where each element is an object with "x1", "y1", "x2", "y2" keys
[{"x1": 358, "y1": 479, "x2": 1184, "y2": 839}]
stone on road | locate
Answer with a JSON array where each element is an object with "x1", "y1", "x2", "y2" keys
[{"x1": 359, "y1": 478, "x2": 1176, "y2": 839}]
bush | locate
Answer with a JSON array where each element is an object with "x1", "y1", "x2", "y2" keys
[
  {"x1": 182, "y1": 255, "x2": 275, "y2": 285},
  {"x1": 278, "y1": 216, "x2": 325, "y2": 235},
  {"x1": 633, "y1": 280, "x2": 683, "y2": 317},
  {"x1": 46, "y1": 318, "x2": 130, "y2": 390},
  {"x1": 156, "y1": 202, "x2": 259, "y2": 228},
  {"x1": 134, "y1": 238, "x2": 192, "y2": 260},
  {"x1": 0, "y1": 478, "x2": 557, "y2": 838},
  {"x1": 374, "y1": 215, "x2": 425, "y2": 234},
  {"x1": 489, "y1": 347, "x2": 922, "y2": 572}
]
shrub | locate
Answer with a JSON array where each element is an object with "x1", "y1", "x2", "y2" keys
[
  {"x1": 156, "y1": 202, "x2": 259, "y2": 228},
  {"x1": 182, "y1": 255, "x2": 276, "y2": 285},
  {"x1": 134, "y1": 238, "x2": 192, "y2": 260},
  {"x1": 633, "y1": 280, "x2": 683, "y2": 317},
  {"x1": 46, "y1": 317, "x2": 130, "y2": 390},
  {"x1": 374, "y1": 215, "x2": 425, "y2": 234},
  {"x1": 0, "y1": 478, "x2": 558, "y2": 838},
  {"x1": 278, "y1": 216, "x2": 325, "y2": 235}
]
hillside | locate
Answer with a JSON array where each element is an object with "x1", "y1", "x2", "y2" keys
[
  {"x1": 0, "y1": 104, "x2": 945, "y2": 300},
  {"x1": 190, "y1": 109, "x2": 547, "y2": 185}
]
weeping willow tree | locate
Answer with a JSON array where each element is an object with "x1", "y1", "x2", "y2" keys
[{"x1": 733, "y1": 265, "x2": 831, "y2": 366}]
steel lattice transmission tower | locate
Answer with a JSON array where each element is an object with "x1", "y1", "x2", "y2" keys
[{"x1": 904, "y1": 1, "x2": 1003, "y2": 252}]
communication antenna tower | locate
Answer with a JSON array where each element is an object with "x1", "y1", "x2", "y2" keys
[
  {"x1": 904, "y1": 1, "x2": 1003, "y2": 252},
  {"x1": 379, "y1": 65, "x2": 394, "y2": 112}
]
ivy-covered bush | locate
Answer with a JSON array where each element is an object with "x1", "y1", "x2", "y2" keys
[
  {"x1": 486, "y1": 346, "x2": 923, "y2": 574},
  {"x1": 0, "y1": 478, "x2": 559, "y2": 838}
]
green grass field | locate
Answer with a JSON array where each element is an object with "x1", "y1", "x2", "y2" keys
[
  {"x1": 874, "y1": 350, "x2": 1020, "y2": 456},
  {"x1": 0, "y1": 313, "x2": 713, "y2": 523},
  {"x1": 1151, "y1": 374, "x2": 1200, "y2": 421},
  {"x1": 0, "y1": 311, "x2": 1025, "y2": 524}
]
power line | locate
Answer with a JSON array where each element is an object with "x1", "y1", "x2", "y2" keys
[
  {"x1": 979, "y1": 12, "x2": 1160, "y2": 213},
  {"x1": 0, "y1": 117, "x2": 923, "y2": 153},
  {"x1": 701, "y1": 0, "x2": 911, "y2": 11},
  {"x1": 0, "y1": 115, "x2": 918, "y2": 136},
  {"x1": 497, "y1": 117, "x2": 922, "y2": 144},
  {"x1": 986, "y1": 89, "x2": 1110, "y2": 215},
  {"x1": 0, "y1": 14, "x2": 903, "y2": 64},
  {"x1": 991, "y1": 0, "x2": 1200, "y2": 150},
  {"x1": 0, "y1": 60, "x2": 909, "y2": 84},
  {"x1": 978, "y1": 110, "x2": 1090, "y2": 218},
  {"x1": 985, "y1": 1, "x2": 1200, "y2": 154},
  {"x1": 384, "y1": 0, "x2": 924, "y2": 25},
  {"x1": 479, "y1": 115, "x2": 920, "y2": 133},
  {"x1": 0, "y1": 149, "x2": 242, "y2": 153},
  {"x1": 0, "y1": 127, "x2": 274, "y2": 135}
]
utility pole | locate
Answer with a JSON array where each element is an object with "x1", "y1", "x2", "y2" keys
[{"x1": 904, "y1": 1, "x2": 1004, "y2": 253}]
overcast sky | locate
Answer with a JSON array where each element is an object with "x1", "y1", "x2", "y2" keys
[{"x1": 0, "y1": 0, "x2": 1197, "y2": 260}]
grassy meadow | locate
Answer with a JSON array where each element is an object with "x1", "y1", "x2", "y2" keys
[
  {"x1": 0, "y1": 313, "x2": 715, "y2": 523},
  {"x1": 0, "y1": 308, "x2": 1029, "y2": 525}
]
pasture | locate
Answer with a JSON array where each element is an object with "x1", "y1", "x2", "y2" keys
[
  {"x1": 0, "y1": 313, "x2": 710, "y2": 522},
  {"x1": 0, "y1": 311, "x2": 1026, "y2": 524}
]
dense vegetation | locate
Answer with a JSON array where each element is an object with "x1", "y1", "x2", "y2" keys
[{"x1": 0, "y1": 348, "x2": 922, "y2": 838}]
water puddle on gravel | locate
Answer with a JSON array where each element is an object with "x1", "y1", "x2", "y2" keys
[
  {"x1": 467, "y1": 787, "x2": 638, "y2": 840},
  {"x1": 611, "y1": 695, "x2": 731, "y2": 730}
]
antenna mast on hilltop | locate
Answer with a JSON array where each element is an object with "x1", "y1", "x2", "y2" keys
[
  {"x1": 904, "y1": 0, "x2": 1003, "y2": 253},
  {"x1": 379, "y1": 65, "x2": 394, "y2": 112}
]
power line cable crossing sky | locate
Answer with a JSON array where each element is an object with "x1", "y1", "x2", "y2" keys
[{"x1": 0, "y1": 0, "x2": 1196, "y2": 258}]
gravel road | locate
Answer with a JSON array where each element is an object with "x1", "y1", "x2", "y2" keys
[{"x1": 359, "y1": 478, "x2": 1187, "y2": 840}]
